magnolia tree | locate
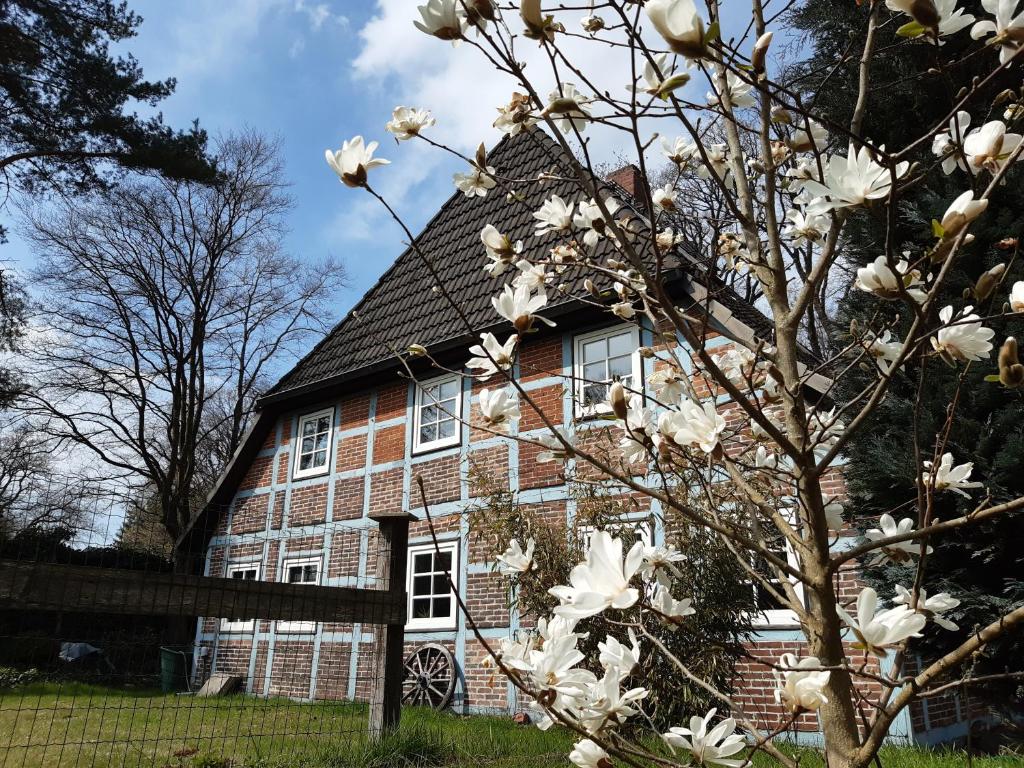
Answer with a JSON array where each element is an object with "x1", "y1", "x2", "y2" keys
[{"x1": 325, "y1": 1, "x2": 1024, "y2": 765}]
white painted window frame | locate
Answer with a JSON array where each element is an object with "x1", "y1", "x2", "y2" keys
[
  {"x1": 405, "y1": 540, "x2": 459, "y2": 631},
  {"x1": 276, "y1": 555, "x2": 322, "y2": 634},
  {"x1": 412, "y1": 374, "x2": 462, "y2": 454},
  {"x1": 220, "y1": 562, "x2": 260, "y2": 633},
  {"x1": 748, "y1": 508, "x2": 804, "y2": 627},
  {"x1": 292, "y1": 407, "x2": 335, "y2": 480},
  {"x1": 573, "y1": 324, "x2": 642, "y2": 418}
]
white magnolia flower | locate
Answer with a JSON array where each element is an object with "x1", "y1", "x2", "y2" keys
[
  {"x1": 648, "y1": 366, "x2": 688, "y2": 402},
  {"x1": 789, "y1": 120, "x2": 829, "y2": 153},
  {"x1": 578, "y1": 670, "x2": 648, "y2": 733},
  {"x1": 784, "y1": 208, "x2": 829, "y2": 245},
  {"x1": 533, "y1": 195, "x2": 574, "y2": 235},
  {"x1": 513, "y1": 260, "x2": 549, "y2": 291},
  {"x1": 1010, "y1": 281, "x2": 1024, "y2": 312},
  {"x1": 838, "y1": 587, "x2": 927, "y2": 657},
  {"x1": 492, "y1": 283, "x2": 556, "y2": 333},
  {"x1": 454, "y1": 164, "x2": 497, "y2": 197},
  {"x1": 809, "y1": 407, "x2": 845, "y2": 463},
  {"x1": 754, "y1": 445, "x2": 778, "y2": 471},
  {"x1": 480, "y1": 224, "x2": 521, "y2": 276},
  {"x1": 652, "y1": 183, "x2": 678, "y2": 211},
  {"x1": 479, "y1": 388, "x2": 521, "y2": 434},
  {"x1": 707, "y1": 71, "x2": 756, "y2": 110},
  {"x1": 580, "y1": 14, "x2": 605, "y2": 34},
  {"x1": 384, "y1": 106, "x2": 435, "y2": 140},
  {"x1": 922, "y1": 452, "x2": 984, "y2": 497},
  {"x1": 658, "y1": 398, "x2": 726, "y2": 454},
  {"x1": 932, "y1": 111, "x2": 972, "y2": 174},
  {"x1": 784, "y1": 155, "x2": 823, "y2": 192},
  {"x1": 536, "y1": 431, "x2": 573, "y2": 464},
  {"x1": 493, "y1": 92, "x2": 537, "y2": 136},
  {"x1": 939, "y1": 190, "x2": 989, "y2": 238},
  {"x1": 854, "y1": 256, "x2": 926, "y2": 302},
  {"x1": 802, "y1": 143, "x2": 909, "y2": 210},
  {"x1": 698, "y1": 143, "x2": 733, "y2": 188},
  {"x1": 864, "y1": 513, "x2": 932, "y2": 566},
  {"x1": 894, "y1": 585, "x2": 961, "y2": 631},
  {"x1": 662, "y1": 136, "x2": 699, "y2": 166},
  {"x1": 545, "y1": 83, "x2": 591, "y2": 134},
  {"x1": 598, "y1": 630, "x2": 642, "y2": 679},
  {"x1": 325, "y1": 136, "x2": 390, "y2": 188},
  {"x1": 550, "y1": 243, "x2": 580, "y2": 272},
  {"x1": 645, "y1": 0, "x2": 707, "y2": 59},
  {"x1": 971, "y1": 0, "x2": 1024, "y2": 63},
  {"x1": 649, "y1": 581, "x2": 695, "y2": 624},
  {"x1": 549, "y1": 531, "x2": 645, "y2": 619},
  {"x1": 774, "y1": 653, "x2": 830, "y2": 713},
  {"x1": 865, "y1": 330, "x2": 903, "y2": 374},
  {"x1": 712, "y1": 346, "x2": 758, "y2": 383},
  {"x1": 610, "y1": 301, "x2": 636, "y2": 320},
  {"x1": 962, "y1": 120, "x2": 1023, "y2": 173},
  {"x1": 525, "y1": 633, "x2": 593, "y2": 704},
  {"x1": 414, "y1": 0, "x2": 465, "y2": 41},
  {"x1": 934, "y1": 0, "x2": 977, "y2": 39},
  {"x1": 639, "y1": 543, "x2": 685, "y2": 579},
  {"x1": 573, "y1": 197, "x2": 620, "y2": 248},
  {"x1": 467, "y1": 332, "x2": 517, "y2": 378},
  {"x1": 662, "y1": 709, "x2": 746, "y2": 768},
  {"x1": 635, "y1": 53, "x2": 690, "y2": 98},
  {"x1": 569, "y1": 739, "x2": 610, "y2": 768},
  {"x1": 931, "y1": 305, "x2": 995, "y2": 362},
  {"x1": 497, "y1": 537, "x2": 535, "y2": 574}
]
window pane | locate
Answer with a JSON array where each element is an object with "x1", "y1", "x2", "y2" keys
[
  {"x1": 432, "y1": 598, "x2": 451, "y2": 618},
  {"x1": 419, "y1": 423, "x2": 437, "y2": 444},
  {"x1": 301, "y1": 436, "x2": 315, "y2": 454},
  {"x1": 432, "y1": 574, "x2": 449, "y2": 593},
  {"x1": 583, "y1": 362, "x2": 606, "y2": 382},
  {"x1": 421, "y1": 404, "x2": 438, "y2": 424},
  {"x1": 438, "y1": 420, "x2": 456, "y2": 440},
  {"x1": 244, "y1": 569, "x2": 257, "y2": 580},
  {"x1": 413, "y1": 553, "x2": 432, "y2": 574},
  {"x1": 413, "y1": 575, "x2": 432, "y2": 596},
  {"x1": 584, "y1": 382, "x2": 608, "y2": 405},
  {"x1": 309, "y1": 450, "x2": 325, "y2": 468},
  {"x1": 303, "y1": 565, "x2": 317, "y2": 582},
  {"x1": 608, "y1": 354, "x2": 633, "y2": 379},
  {"x1": 302, "y1": 419, "x2": 317, "y2": 437},
  {"x1": 232, "y1": 570, "x2": 245, "y2": 580},
  {"x1": 439, "y1": 379, "x2": 458, "y2": 399},
  {"x1": 315, "y1": 433, "x2": 329, "y2": 450},
  {"x1": 412, "y1": 598, "x2": 432, "y2": 619},
  {"x1": 299, "y1": 453, "x2": 312, "y2": 470},
  {"x1": 608, "y1": 331, "x2": 633, "y2": 358},
  {"x1": 288, "y1": 566, "x2": 302, "y2": 583},
  {"x1": 581, "y1": 338, "x2": 606, "y2": 363},
  {"x1": 436, "y1": 551, "x2": 452, "y2": 571},
  {"x1": 316, "y1": 416, "x2": 331, "y2": 433}
]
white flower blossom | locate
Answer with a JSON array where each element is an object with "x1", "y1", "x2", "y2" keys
[
  {"x1": 652, "y1": 183, "x2": 678, "y2": 211},
  {"x1": 645, "y1": 0, "x2": 707, "y2": 58},
  {"x1": 573, "y1": 197, "x2": 620, "y2": 247},
  {"x1": 649, "y1": 580, "x2": 695, "y2": 624},
  {"x1": 467, "y1": 332, "x2": 517, "y2": 378},
  {"x1": 533, "y1": 195, "x2": 574, "y2": 235},
  {"x1": 698, "y1": 143, "x2": 734, "y2": 188},
  {"x1": 324, "y1": 136, "x2": 390, "y2": 188},
  {"x1": 662, "y1": 709, "x2": 746, "y2": 768},
  {"x1": 454, "y1": 164, "x2": 497, "y2": 197},
  {"x1": 824, "y1": 502, "x2": 845, "y2": 530},
  {"x1": 774, "y1": 653, "x2": 830, "y2": 713},
  {"x1": 492, "y1": 283, "x2": 556, "y2": 333},
  {"x1": 580, "y1": 14, "x2": 605, "y2": 34},
  {"x1": 932, "y1": 111, "x2": 972, "y2": 174},
  {"x1": 497, "y1": 537, "x2": 535, "y2": 574},
  {"x1": 971, "y1": 0, "x2": 1024, "y2": 63},
  {"x1": 413, "y1": 0, "x2": 465, "y2": 41},
  {"x1": 658, "y1": 398, "x2": 726, "y2": 454},
  {"x1": 545, "y1": 83, "x2": 591, "y2": 134},
  {"x1": 854, "y1": 256, "x2": 926, "y2": 302},
  {"x1": 512, "y1": 261, "x2": 548, "y2": 292},
  {"x1": 784, "y1": 208, "x2": 829, "y2": 245},
  {"x1": 479, "y1": 388, "x2": 521, "y2": 434},
  {"x1": 384, "y1": 106, "x2": 435, "y2": 140},
  {"x1": 634, "y1": 53, "x2": 691, "y2": 98},
  {"x1": 598, "y1": 630, "x2": 642, "y2": 680},
  {"x1": 893, "y1": 585, "x2": 961, "y2": 631},
  {"x1": 610, "y1": 301, "x2": 636, "y2": 320},
  {"x1": 639, "y1": 543, "x2": 685, "y2": 580},
  {"x1": 648, "y1": 366, "x2": 688, "y2": 402},
  {"x1": 569, "y1": 739, "x2": 610, "y2": 768},
  {"x1": 922, "y1": 452, "x2": 984, "y2": 496},
  {"x1": 838, "y1": 587, "x2": 927, "y2": 657},
  {"x1": 707, "y1": 71, "x2": 756, "y2": 110},
  {"x1": 662, "y1": 136, "x2": 699, "y2": 167},
  {"x1": 931, "y1": 305, "x2": 995, "y2": 362},
  {"x1": 864, "y1": 514, "x2": 932, "y2": 566},
  {"x1": 480, "y1": 224, "x2": 521, "y2": 276},
  {"x1": 577, "y1": 670, "x2": 648, "y2": 733},
  {"x1": 1010, "y1": 281, "x2": 1024, "y2": 312},
  {"x1": 789, "y1": 120, "x2": 829, "y2": 153},
  {"x1": 755, "y1": 445, "x2": 778, "y2": 471},
  {"x1": 549, "y1": 531, "x2": 645, "y2": 619},
  {"x1": 961, "y1": 120, "x2": 1023, "y2": 173},
  {"x1": 801, "y1": 143, "x2": 909, "y2": 210},
  {"x1": 939, "y1": 190, "x2": 989, "y2": 238},
  {"x1": 494, "y1": 92, "x2": 537, "y2": 136},
  {"x1": 536, "y1": 431, "x2": 573, "y2": 464},
  {"x1": 865, "y1": 330, "x2": 903, "y2": 374}
]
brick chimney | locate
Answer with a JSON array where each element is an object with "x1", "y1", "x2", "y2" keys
[{"x1": 605, "y1": 164, "x2": 649, "y2": 210}]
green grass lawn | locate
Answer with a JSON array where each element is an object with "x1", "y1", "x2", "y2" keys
[{"x1": 1, "y1": 682, "x2": 1019, "y2": 767}]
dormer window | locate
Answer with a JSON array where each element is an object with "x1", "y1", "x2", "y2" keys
[
  {"x1": 574, "y1": 325, "x2": 641, "y2": 416},
  {"x1": 413, "y1": 375, "x2": 462, "y2": 454},
  {"x1": 293, "y1": 408, "x2": 334, "y2": 479}
]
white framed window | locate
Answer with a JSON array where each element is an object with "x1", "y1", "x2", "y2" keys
[
  {"x1": 574, "y1": 325, "x2": 642, "y2": 416},
  {"x1": 276, "y1": 556, "x2": 321, "y2": 634},
  {"x1": 293, "y1": 408, "x2": 334, "y2": 479},
  {"x1": 412, "y1": 375, "x2": 461, "y2": 454},
  {"x1": 578, "y1": 517, "x2": 653, "y2": 550},
  {"x1": 406, "y1": 540, "x2": 459, "y2": 631},
  {"x1": 220, "y1": 562, "x2": 260, "y2": 633},
  {"x1": 747, "y1": 512, "x2": 804, "y2": 627}
]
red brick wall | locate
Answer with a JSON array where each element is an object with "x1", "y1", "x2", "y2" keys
[{"x1": 288, "y1": 483, "x2": 328, "y2": 527}]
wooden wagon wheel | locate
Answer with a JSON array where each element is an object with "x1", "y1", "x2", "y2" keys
[{"x1": 401, "y1": 643, "x2": 456, "y2": 709}]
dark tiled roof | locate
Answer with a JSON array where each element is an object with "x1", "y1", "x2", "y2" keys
[{"x1": 264, "y1": 128, "x2": 781, "y2": 403}]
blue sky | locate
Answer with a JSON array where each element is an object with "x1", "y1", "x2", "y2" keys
[{"x1": 7, "y1": 1, "x2": 750, "y2": 327}]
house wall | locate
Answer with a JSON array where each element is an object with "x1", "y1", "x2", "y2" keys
[{"x1": 197, "y1": 319, "x2": 959, "y2": 743}]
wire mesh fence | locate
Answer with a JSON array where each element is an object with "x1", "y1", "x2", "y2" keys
[{"x1": 0, "y1": 486, "x2": 411, "y2": 768}]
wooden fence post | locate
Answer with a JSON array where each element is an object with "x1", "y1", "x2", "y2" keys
[{"x1": 367, "y1": 512, "x2": 413, "y2": 739}]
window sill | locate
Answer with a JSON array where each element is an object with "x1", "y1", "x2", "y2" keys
[{"x1": 411, "y1": 439, "x2": 461, "y2": 457}]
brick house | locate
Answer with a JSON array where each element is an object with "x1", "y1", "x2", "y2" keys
[{"x1": 181, "y1": 128, "x2": 967, "y2": 745}]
